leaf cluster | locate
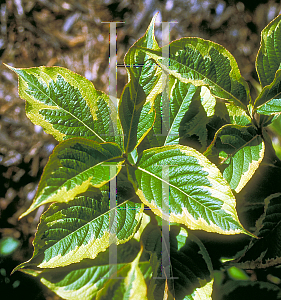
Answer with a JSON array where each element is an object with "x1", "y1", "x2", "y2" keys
[{"x1": 6, "y1": 13, "x2": 281, "y2": 300}]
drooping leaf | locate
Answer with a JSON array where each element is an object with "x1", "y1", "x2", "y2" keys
[
  {"x1": 5, "y1": 65, "x2": 123, "y2": 147},
  {"x1": 233, "y1": 193, "x2": 281, "y2": 269},
  {"x1": 144, "y1": 93, "x2": 166, "y2": 149},
  {"x1": 256, "y1": 14, "x2": 281, "y2": 87},
  {"x1": 139, "y1": 37, "x2": 251, "y2": 110},
  {"x1": 225, "y1": 103, "x2": 252, "y2": 126},
  {"x1": 141, "y1": 224, "x2": 212, "y2": 299},
  {"x1": 21, "y1": 241, "x2": 152, "y2": 300},
  {"x1": 20, "y1": 138, "x2": 124, "y2": 218},
  {"x1": 183, "y1": 279, "x2": 214, "y2": 300},
  {"x1": 254, "y1": 14, "x2": 281, "y2": 116},
  {"x1": 254, "y1": 71, "x2": 281, "y2": 115},
  {"x1": 204, "y1": 125, "x2": 265, "y2": 192},
  {"x1": 134, "y1": 145, "x2": 251, "y2": 235},
  {"x1": 145, "y1": 81, "x2": 216, "y2": 150},
  {"x1": 119, "y1": 79, "x2": 156, "y2": 153},
  {"x1": 15, "y1": 197, "x2": 143, "y2": 270},
  {"x1": 216, "y1": 280, "x2": 281, "y2": 300},
  {"x1": 119, "y1": 14, "x2": 162, "y2": 153},
  {"x1": 168, "y1": 83, "x2": 216, "y2": 150},
  {"x1": 96, "y1": 247, "x2": 149, "y2": 300},
  {"x1": 178, "y1": 90, "x2": 209, "y2": 150}
]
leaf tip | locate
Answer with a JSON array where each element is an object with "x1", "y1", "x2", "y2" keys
[
  {"x1": 11, "y1": 263, "x2": 23, "y2": 275},
  {"x1": 244, "y1": 229, "x2": 258, "y2": 239},
  {"x1": 3, "y1": 63, "x2": 16, "y2": 71},
  {"x1": 18, "y1": 207, "x2": 33, "y2": 220}
]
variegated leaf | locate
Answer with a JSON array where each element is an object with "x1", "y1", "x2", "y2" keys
[
  {"x1": 15, "y1": 197, "x2": 143, "y2": 270},
  {"x1": 96, "y1": 248, "x2": 148, "y2": 300},
  {"x1": 139, "y1": 37, "x2": 251, "y2": 111},
  {"x1": 254, "y1": 71, "x2": 281, "y2": 115},
  {"x1": 20, "y1": 138, "x2": 124, "y2": 218},
  {"x1": 254, "y1": 14, "x2": 281, "y2": 116},
  {"x1": 256, "y1": 14, "x2": 281, "y2": 88},
  {"x1": 5, "y1": 65, "x2": 124, "y2": 147},
  {"x1": 134, "y1": 145, "x2": 252, "y2": 235},
  {"x1": 205, "y1": 125, "x2": 265, "y2": 192},
  {"x1": 119, "y1": 14, "x2": 162, "y2": 153},
  {"x1": 146, "y1": 81, "x2": 216, "y2": 150},
  {"x1": 141, "y1": 224, "x2": 213, "y2": 299},
  {"x1": 233, "y1": 193, "x2": 281, "y2": 269},
  {"x1": 20, "y1": 242, "x2": 152, "y2": 300}
]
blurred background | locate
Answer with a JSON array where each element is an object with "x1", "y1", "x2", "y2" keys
[{"x1": 0, "y1": 0, "x2": 281, "y2": 299}]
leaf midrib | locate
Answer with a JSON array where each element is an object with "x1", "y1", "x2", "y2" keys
[
  {"x1": 142, "y1": 47, "x2": 249, "y2": 112},
  {"x1": 164, "y1": 86, "x2": 192, "y2": 146},
  {"x1": 40, "y1": 156, "x2": 124, "y2": 201},
  {"x1": 204, "y1": 125, "x2": 261, "y2": 159},
  {"x1": 42, "y1": 201, "x2": 140, "y2": 262},
  {"x1": 137, "y1": 165, "x2": 239, "y2": 227},
  {"x1": 126, "y1": 81, "x2": 140, "y2": 154},
  {"x1": 25, "y1": 73, "x2": 106, "y2": 142},
  {"x1": 222, "y1": 133, "x2": 262, "y2": 159},
  {"x1": 256, "y1": 90, "x2": 281, "y2": 109}
]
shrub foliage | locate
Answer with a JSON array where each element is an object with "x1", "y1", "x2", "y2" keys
[{"x1": 6, "y1": 13, "x2": 281, "y2": 300}]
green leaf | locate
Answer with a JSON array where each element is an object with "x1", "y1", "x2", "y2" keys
[
  {"x1": 119, "y1": 79, "x2": 156, "y2": 153},
  {"x1": 254, "y1": 70, "x2": 281, "y2": 115},
  {"x1": 143, "y1": 93, "x2": 166, "y2": 149},
  {"x1": 205, "y1": 125, "x2": 265, "y2": 192},
  {"x1": 22, "y1": 241, "x2": 152, "y2": 300},
  {"x1": 134, "y1": 145, "x2": 250, "y2": 235},
  {"x1": 141, "y1": 224, "x2": 212, "y2": 299},
  {"x1": 233, "y1": 193, "x2": 281, "y2": 269},
  {"x1": 145, "y1": 81, "x2": 216, "y2": 150},
  {"x1": 5, "y1": 65, "x2": 124, "y2": 147},
  {"x1": 96, "y1": 248, "x2": 149, "y2": 300},
  {"x1": 178, "y1": 88, "x2": 210, "y2": 150},
  {"x1": 254, "y1": 14, "x2": 281, "y2": 115},
  {"x1": 256, "y1": 14, "x2": 281, "y2": 87},
  {"x1": 216, "y1": 280, "x2": 281, "y2": 300},
  {"x1": 16, "y1": 197, "x2": 143, "y2": 270},
  {"x1": 119, "y1": 14, "x2": 162, "y2": 153},
  {"x1": 20, "y1": 138, "x2": 124, "y2": 218},
  {"x1": 183, "y1": 279, "x2": 214, "y2": 300},
  {"x1": 139, "y1": 37, "x2": 251, "y2": 110},
  {"x1": 225, "y1": 103, "x2": 252, "y2": 126}
]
